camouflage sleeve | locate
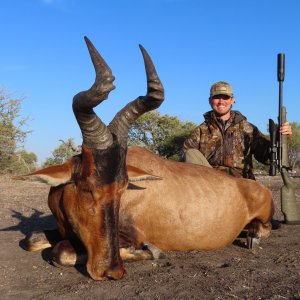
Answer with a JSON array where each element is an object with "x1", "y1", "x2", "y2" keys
[
  {"x1": 182, "y1": 126, "x2": 201, "y2": 152},
  {"x1": 251, "y1": 126, "x2": 271, "y2": 164}
]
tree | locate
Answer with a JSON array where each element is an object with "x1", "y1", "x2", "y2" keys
[
  {"x1": 43, "y1": 138, "x2": 81, "y2": 167},
  {"x1": 289, "y1": 122, "x2": 300, "y2": 148},
  {"x1": 0, "y1": 88, "x2": 32, "y2": 174},
  {"x1": 9, "y1": 150, "x2": 38, "y2": 174},
  {"x1": 289, "y1": 122, "x2": 300, "y2": 170},
  {"x1": 128, "y1": 111, "x2": 197, "y2": 160}
]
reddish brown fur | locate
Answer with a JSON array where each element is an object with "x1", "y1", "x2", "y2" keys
[
  {"x1": 121, "y1": 147, "x2": 273, "y2": 250},
  {"x1": 51, "y1": 149, "x2": 127, "y2": 280},
  {"x1": 22, "y1": 146, "x2": 273, "y2": 263}
]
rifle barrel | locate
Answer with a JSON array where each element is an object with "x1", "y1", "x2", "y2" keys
[
  {"x1": 277, "y1": 53, "x2": 285, "y2": 171},
  {"x1": 277, "y1": 53, "x2": 285, "y2": 127}
]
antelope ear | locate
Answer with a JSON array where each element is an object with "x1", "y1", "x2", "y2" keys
[
  {"x1": 127, "y1": 165, "x2": 162, "y2": 182},
  {"x1": 13, "y1": 160, "x2": 74, "y2": 187}
]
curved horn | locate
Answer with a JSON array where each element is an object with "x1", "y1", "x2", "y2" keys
[
  {"x1": 109, "y1": 45, "x2": 164, "y2": 145},
  {"x1": 73, "y1": 36, "x2": 115, "y2": 149},
  {"x1": 139, "y1": 44, "x2": 164, "y2": 105}
]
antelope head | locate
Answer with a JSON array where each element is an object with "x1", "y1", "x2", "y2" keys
[{"x1": 20, "y1": 37, "x2": 164, "y2": 280}]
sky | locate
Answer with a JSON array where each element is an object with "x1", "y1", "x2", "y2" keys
[{"x1": 1, "y1": 0, "x2": 300, "y2": 164}]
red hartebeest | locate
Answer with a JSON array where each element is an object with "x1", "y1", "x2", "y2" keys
[
  {"x1": 16, "y1": 37, "x2": 274, "y2": 281},
  {"x1": 16, "y1": 37, "x2": 164, "y2": 281}
]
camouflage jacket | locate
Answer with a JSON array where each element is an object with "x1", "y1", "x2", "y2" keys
[{"x1": 183, "y1": 110, "x2": 270, "y2": 179}]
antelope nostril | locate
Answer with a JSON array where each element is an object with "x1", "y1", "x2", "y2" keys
[{"x1": 105, "y1": 266, "x2": 126, "y2": 280}]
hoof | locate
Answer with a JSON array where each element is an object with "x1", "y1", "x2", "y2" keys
[
  {"x1": 246, "y1": 236, "x2": 260, "y2": 249},
  {"x1": 22, "y1": 231, "x2": 52, "y2": 252},
  {"x1": 142, "y1": 243, "x2": 166, "y2": 259}
]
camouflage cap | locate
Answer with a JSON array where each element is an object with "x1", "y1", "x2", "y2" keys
[{"x1": 210, "y1": 81, "x2": 233, "y2": 97}]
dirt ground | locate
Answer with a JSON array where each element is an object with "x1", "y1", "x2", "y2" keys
[{"x1": 0, "y1": 174, "x2": 300, "y2": 300}]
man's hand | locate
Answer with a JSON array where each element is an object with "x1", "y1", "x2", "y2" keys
[{"x1": 280, "y1": 122, "x2": 292, "y2": 136}]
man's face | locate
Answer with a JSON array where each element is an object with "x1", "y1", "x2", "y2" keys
[{"x1": 209, "y1": 94, "x2": 235, "y2": 118}]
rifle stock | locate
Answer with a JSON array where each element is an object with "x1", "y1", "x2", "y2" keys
[
  {"x1": 268, "y1": 118, "x2": 278, "y2": 176},
  {"x1": 269, "y1": 106, "x2": 289, "y2": 175}
]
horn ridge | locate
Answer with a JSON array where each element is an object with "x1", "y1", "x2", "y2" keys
[{"x1": 73, "y1": 37, "x2": 115, "y2": 150}]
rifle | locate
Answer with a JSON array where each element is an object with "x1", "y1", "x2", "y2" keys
[{"x1": 269, "y1": 53, "x2": 300, "y2": 224}]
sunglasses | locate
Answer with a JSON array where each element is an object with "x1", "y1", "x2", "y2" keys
[{"x1": 211, "y1": 94, "x2": 232, "y2": 100}]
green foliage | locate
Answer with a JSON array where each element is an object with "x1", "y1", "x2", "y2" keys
[
  {"x1": 0, "y1": 89, "x2": 33, "y2": 174},
  {"x1": 7, "y1": 150, "x2": 38, "y2": 174},
  {"x1": 43, "y1": 138, "x2": 81, "y2": 167},
  {"x1": 289, "y1": 122, "x2": 300, "y2": 148},
  {"x1": 19, "y1": 150, "x2": 38, "y2": 167},
  {"x1": 128, "y1": 111, "x2": 197, "y2": 160}
]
